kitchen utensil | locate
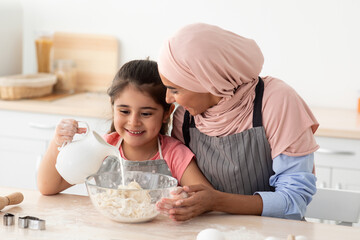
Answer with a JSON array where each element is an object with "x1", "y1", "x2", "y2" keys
[
  {"x1": 18, "y1": 216, "x2": 46, "y2": 230},
  {"x1": 55, "y1": 121, "x2": 120, "y2": 184},
  {"x1": 3, "y1": 213, "x2": 15, "y2": 226},
  {"x1": 85, "y1": 171, "x2": 178, "y2": 223},
  {"x1": 0, "y1": 192, "x2": 24, "y2": 210},
  {"x1": 53, "y1": 32, "x2": 118, "y2": 92}
]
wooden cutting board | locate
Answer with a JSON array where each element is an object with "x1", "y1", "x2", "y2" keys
[{"x1": 53, "y1": 32, "x2": 118, "y2": 92}]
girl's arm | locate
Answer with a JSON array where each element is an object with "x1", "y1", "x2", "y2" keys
[
  {"x1": 37, "y1": 119, "x2": 86, "y2": 195},
  {"x1": 179, "y1": 159, "x2": 212, "y2": 187},
  {"x1": 37, "y1": 138, "x2": 72, "y2": 195}
]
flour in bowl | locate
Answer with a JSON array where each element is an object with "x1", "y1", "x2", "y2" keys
[{"x1": 93, "y1": 181, "x2": 158, "y2": 223}]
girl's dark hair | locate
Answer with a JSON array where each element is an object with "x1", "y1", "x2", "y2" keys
[{"x1": 107, "y1": 59, "x2": 171, "y2": 135}]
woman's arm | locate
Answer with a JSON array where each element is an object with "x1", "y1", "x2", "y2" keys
[
  {"x1": 160, "y1": 153, "x2": 316, "y2": 221},
  {"x1": 256, "y1": 153, "x2": 316, "y2": 219},
  {"x1": 212, "y1": 153, "x2": 316, "y2": 219},
  {"x1": 158, "y1": 158, "x2": 263, "y2": 220},
  {"x1": 164, "y1": 185, "x2": 263, "y2": 221}
]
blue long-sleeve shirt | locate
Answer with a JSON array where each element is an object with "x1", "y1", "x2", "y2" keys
[{"x1": 256, "y1": 153, "x2": 317, "y2": 220}]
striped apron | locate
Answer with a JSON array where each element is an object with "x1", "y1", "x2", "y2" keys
[{"x1": 182, "y1": 77, "x2": 274, "y2": 194}]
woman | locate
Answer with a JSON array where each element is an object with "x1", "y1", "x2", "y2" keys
[{"x1": 156, "y1": 23, "x2": 319, "y2": 221}]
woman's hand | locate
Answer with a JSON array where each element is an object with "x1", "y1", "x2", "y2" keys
[
  {"x1": 157, "y1": 184, "x2": 218, "y2": 221},
  {"x1": 157, "y1": 187, "x2": 189, "y2": 216},
  {"x1": 54, "y1": 119, "x2": 87, "y2": 148}
]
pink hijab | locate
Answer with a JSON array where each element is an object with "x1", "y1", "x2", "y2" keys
[{"x1": 158, "y1": 23, "x2": 319, "y2": 158}]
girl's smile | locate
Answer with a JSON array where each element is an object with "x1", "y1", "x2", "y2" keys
[
  {"x1": 113, "y1": 84, "x2": 168, "y2": 159},
  {"x1": 125, "y1": 129, "x2": 145, "y2": 136}
]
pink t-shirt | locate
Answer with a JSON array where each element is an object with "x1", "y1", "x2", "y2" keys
[{"x1": 103, "y1": 132, "x2": 194, "y2": 182}]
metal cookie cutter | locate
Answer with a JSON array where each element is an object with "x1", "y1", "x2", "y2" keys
[
  {"x1": 18, "y1": 216, "x2": 46, "y2": 230},
  {"x1": 3, "y1": 213, "x2": 15, "y2": 226}
]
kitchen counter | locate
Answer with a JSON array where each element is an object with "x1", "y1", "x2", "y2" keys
[
  {"x1": 0, "y1": 92, "x2": 112, "y2": 118},
  {"x1": 1, "y1": 93, "x2": 360, "y2": 139},
  {"x1": 311, "y1": 107, "x2": 360, "y2": 139},
  {"x1": 1, "y1": 187, "x2": 360, "y2": 240}
]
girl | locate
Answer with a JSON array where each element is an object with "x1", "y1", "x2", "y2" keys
[{"x1": 37, "y1": 59, "x2": 211, "y2": 195}]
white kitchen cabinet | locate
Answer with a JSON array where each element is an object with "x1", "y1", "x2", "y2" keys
[
  {"x1": 0, "y1": 109, "x2": 111, "y2": 195},
  {"x1": 314, "y1": 166, "x2": 332, "y2": 188},
  {"x1": 0, "y1": 137, "x2": 45, "y2": 189},
  {"x1": 314, "y1": 136, "x2": 360, "y2": 191},
  {"x1": 332, "y1": 168, "x2": 360, "y2": 191}
]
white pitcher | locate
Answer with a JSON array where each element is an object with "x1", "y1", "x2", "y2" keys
[{"x1": 55, "y1": 122, "x2": 120, "y2": 184}]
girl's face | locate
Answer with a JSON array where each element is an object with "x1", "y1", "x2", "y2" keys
[
  {"x1": 113, "y1": 85, "x2": 170, "y2": 149},
  {"x1": 160, "y1": 74, "x2": 222, "y2": 116}
]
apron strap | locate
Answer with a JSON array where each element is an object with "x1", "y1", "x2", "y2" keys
[
  {"x1": 182, "y1": 76, "x2": 264, "y2": 145},
  {"x1": 252, "y1": 77, "x2": 264, "y2": 128},
  {"x1": 183, "y1": 111, "x2": 191, "y2": 147},
  {"x1": 116, "y1": 137, "x2": 163, "y2": 159},
  {"x1": 115, "y1": 137, "x2": 122, "y2": 149},
  {"x1": 183, "y1": 107, "x2": 195, "y2": 148},
  {"x1": 157, "y1": 137, "x2": 164, "y2": 159}
]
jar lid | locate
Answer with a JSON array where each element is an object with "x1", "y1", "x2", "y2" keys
[{"x1": 34, "y1": 30, "x2": 53, "y2": 38}]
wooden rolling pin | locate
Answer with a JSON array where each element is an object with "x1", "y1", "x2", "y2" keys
[{"x1": 0, "y1": 192, "x2": 24, "y2": 210}]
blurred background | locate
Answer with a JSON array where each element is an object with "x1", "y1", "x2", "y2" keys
[{"x1": 2, "y1": 0, "x2": 360, "y2": 109}]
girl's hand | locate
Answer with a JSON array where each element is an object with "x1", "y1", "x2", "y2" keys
[
  {"x1": 54, "y1": 119, "x2": 87, "y2": 148},
  {"x1": 157, "y1": 184, "x2": 216, "y2": 221}
]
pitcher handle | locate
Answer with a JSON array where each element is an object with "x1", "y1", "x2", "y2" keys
[
  {"x1": 77, "y1": 121, "x2": 90, "y2": 136},
  {"x1": 57, "y1": 121, "x2": 90, "y2": 151}
]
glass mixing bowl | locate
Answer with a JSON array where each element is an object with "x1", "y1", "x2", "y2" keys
[{"x1": 85, "y1": 171, "x2": 178, "y2": 223}]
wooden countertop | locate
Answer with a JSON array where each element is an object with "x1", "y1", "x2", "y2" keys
[
  {"x1": 1, "y1": 187, "x2": 359, "y2": 240},
  {"x1": 0, "y1": 92, "x2": 112, "y2": 119},
  {"x1": 311, "y1": 107, "x2": 360, "y2": 139},
  {"x1": 1, "y1": 93, "x2": 360, "y2": 139}
]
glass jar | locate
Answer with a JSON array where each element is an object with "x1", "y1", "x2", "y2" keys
[
  {"x1": 35, "y1": 31, "x2": 53, "y2": 73},
  {"x1": 53, "y1": 59, "x2": 77, "y2": 94}
]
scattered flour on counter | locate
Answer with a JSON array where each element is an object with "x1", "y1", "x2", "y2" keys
[
  {"x1": 223, "y1": 228, "x2": 265, "y2": 240},
  {"x1": 93, "y1": 181, "x2": 158, "y2": 223},
  {"x1": 203, "y1": 226, "x2": 266, "y2": 240}
]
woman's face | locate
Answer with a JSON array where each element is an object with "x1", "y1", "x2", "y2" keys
[{"x1": 160, "y1": 74, "x2": 221, "y2": 116}]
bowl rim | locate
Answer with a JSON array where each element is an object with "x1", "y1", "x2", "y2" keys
[{"x1": 85, "y1": 170, "x2": 178, "y2": 191}]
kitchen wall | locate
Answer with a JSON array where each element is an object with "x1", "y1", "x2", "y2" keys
[
  {"x1": 20, "y1": 0, "x2": 360, "y2": 110},
  {"x1": 0, "y1": 0, "x2": 22, "y2": 76}
]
